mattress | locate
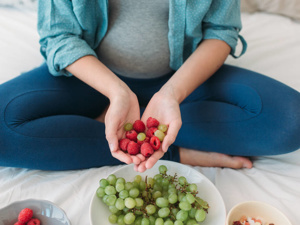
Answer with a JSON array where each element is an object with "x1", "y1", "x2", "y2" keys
[{"x1": 1, "y1": 7, "x2": 300, "y2": 225}]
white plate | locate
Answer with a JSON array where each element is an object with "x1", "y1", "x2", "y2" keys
[{"x1": 89, "y1": 160, "x2": 226, "y2": 225}]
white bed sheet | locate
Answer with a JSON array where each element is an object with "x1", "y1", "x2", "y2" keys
[{"x1": 0, "y1": 8, "x2": 300, "y2": 225}]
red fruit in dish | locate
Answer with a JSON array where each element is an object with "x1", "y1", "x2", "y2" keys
[
  {"x1": 18, "y1": 208, "x2": 33, "y2": 224},
  {"x1": 119, "y1": 138, "x2": 130, "y2": 151},
  {"x1": 127, "y1": 141, "x2": 140, "y2": 155},
  {"x1": 27, "y1": 218, "x2": 41, "y2": 225},
  {"x1": 146, "y1": 127, "x2": 158, "y2": 138},
  {"x1": 146, "y1": 117, "x2": 159, "y2": 128},
  {"x1": 125, "y1": 130, "x2": 138, "y2": 141},
  {"x1": 150, "y1": 136, "x2": 161, "y2": 150},
  {"x1": 14, "y1": 222, "x2": 25, "y2": 225},
  {"x1": 140, "y1": 142, "x2": 154, "y2": 157},
  {"x1": 133, "y1": 120, "x2": 146, "y2": 133}
]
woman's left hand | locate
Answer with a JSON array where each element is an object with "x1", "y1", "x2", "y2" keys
[{"x1": 134, "y1": 91, "x2": 182, "y2": 172}]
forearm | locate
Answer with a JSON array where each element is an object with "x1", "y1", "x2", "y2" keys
[
  {"x1": 66, "y1": 55, "x2": 131, "y2": 100},
  {"x1": 160, "y1": 39, "x2": 231, "y2": 103}
]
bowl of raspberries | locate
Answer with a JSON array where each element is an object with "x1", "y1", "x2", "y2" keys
[
  {"x1": 0, "y1": 199, "x2": 71, "y2": 225},
  {"x1": 119, "y1": 117, "x2": 168, "y2": 157}
]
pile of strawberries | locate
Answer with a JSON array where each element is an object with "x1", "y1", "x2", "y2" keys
[
  {"x1": 14, "y1": 208, "x2": 40, "y2": 225},
  {"x1": 119, "y1": 117, "x2": 167, "y2": 157}
]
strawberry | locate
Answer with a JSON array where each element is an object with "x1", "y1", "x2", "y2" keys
[
  {"x1": 127, "y1": 141, "x2": 140, "y2": 155},
  {"x1": 18, "y1": 208, "x2": 33, "y2": 224},
  {"x1": 133, "y1": 120, "x2": 146, "y2": 133},
  {"x1": 140, "y1": 142, "x2": 154, "y2": 157},
  {"x1": 119, "y1": 138, "x2": 130, "y2": 151},
  {"x1": 146, "y1": 117, "x2": 159, "y2": 128}
]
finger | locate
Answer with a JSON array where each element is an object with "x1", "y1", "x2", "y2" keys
[
  {"x1": 145, "y1": 150, "x2": 164, "y2": 169},
  {"x1": 111, "y1": 150, "x2": 132, "y2": 164},
  {"x1": 136, "y1": 154, "x2": 146, "y2": 162},
  {"x1": 131, "y1": 155, "x2": 141, "y2": 165},
  {"x1": 137, "y1": 161, "x2": 147, "y2": 173},
  {"x1": 134, "y1": 164, "x2": 139, "y2": 172},
  {"x1": 162, "y1": 120, "x2": 181, "y2": 152}
]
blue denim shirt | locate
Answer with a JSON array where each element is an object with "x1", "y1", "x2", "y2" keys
[{"x1": 38, "y1": 0, "x2": 246, "y2": 76}]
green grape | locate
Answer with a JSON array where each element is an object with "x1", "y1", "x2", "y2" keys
[
  {"x1": 178, "y1": 176, "x2": 187, "y2": 186},
  {"x1": 156, "y1": 197, "x2": 169, "y2": 208},
  {"x1": 141, "y1": 217, "x2": 150, "y2": 225},
  {"x1": 153, "y1": 183, "x2": 163, "y2": 192},
  {"x1": 155, "y1": 218, "x2": 164, "y2": 225},
  {"x1": 153, "y1": 174, "x2": 163, "y2": 184},
  {"x1": 186, "y1": 193, "x2": 195, "y2": 204},
  {"x1": 148, "y1": 216, "x2": 155, "y2": 225},
  {"x1": 152, "y1": 191, "x2": 162, "y2": 199},
  {"x1": 109, "y1": 205, "x2": 119, "y2": 214},
  {"x1": 107, "y1": 174, "x2": 117, "y2": 186},
  {"x1": 161, "y1": 178, "x2": 169, "y2": 187},
  {"x1": 168, "y1": 188, "x2": 177, "y2": 195},
  {"x1": 174, "y1": 221, "x2": 183, "y2": 225},
  {"x1": 168, "y1": 183, "x2": 176, "y2": 189},
  {"x1": 119, "y1": 190, "x2": 129, "y2": 199},
  {"x1": 171, "y1": 208, "x2": 179, "y2": 217},
  {"x1": 96, "y1": 187, "x2": 105, "y2": 198},
  {"x1": 154, "y1": 130, "x2": 165, "y2": 142},
  {"x1": 179, "y1": 196, "x2": 187, "y2": 202},
  {"x1": 177, "y1": 193, "x2": 185, "y2": 202},
  {"x1": 135, "y1": 198, "x2": 144, "y2": 207},
  {"x1": 147, "y1": 177, "x2": 154, "y2": 187},
  {"x1": 186, "y1": 219, "x2": 197, "y2": 225},
  {"x1": 188, "y1": 184, "x2": 197, "y2": 193},
  {"x1": 164, "y1": 220, "x2": 173, "y2": 225},
  {"x1": 168, "y1": 193, "x2": 178, "y2": 204},
  {"x1": 124, "y1": 123, "x2": 133, "y2": 131},
  {"x1": 135, "y1": 216, "x2": 143, "y2": 225},
  {"x1": 99, "y1": 178, "x2": 109, "y2": 188},
  {"x1": 158, "y1": 165, "x2": 167, "y2": 174},
  {"x1": 116, "y1": 183, "x2": 125, "y2": 192},
  {"x1": 102, "y1": 195, "x2": 109, "y2": 204},
  {"x1": 188, "y1": 208, "x2": 196, "y2": 219},
  {"x1": 115, "y1": 198, "x2": 125, "y2": 210},
  {"x1": 124, "y1": 212, "x2": 136, "y2": 224},
  {"x1": 116, "y1": 177, "x2": 126, "y2": 184},
  {"x1": 132, "y1": 181, "x2": 139, "y2": 189},
  {"x1": 176, "y1": 210, "x2": 188, "y2": 221},
  {"x1": 105, "y1": 185, "x2": 117, "y2": 195},
  {"x1": 134, "y1": 175, "x2": 142, "y2": 183},
  {"x1": 117, "y1": 215, "x2": 126, "y2": 225},
  {"x1": 158, "y1": 124, "x2": 168, "y2": 133},
  {"x1": 179, "y1": 202, "x2": 191, "y2": 211},
  {"x1": 145, "y1": 204, "x2": 156, "y2": 215},
  {"x1": 195, "y1": 209, "x2": 206, "y2": 222},
  {"x1": 124, "y1": 197, "x2": 136, "y2": 209},
  {"x1": 106, "y1": 195, "x2": 117, "y2": 206},
  {"x1": 125, "y1": 182, "x2": 134, "y2": 191},
  {"x1": 137, "y1": 132, "x2": 146, "y2": 141},
  {"x1": 129, "y1": 187, "x2": 140, "y2": 198},
  {"x1": 157, "y1": 207, "x2": 170, "y2": 218},
  {"x1": 109, "y1": 214, "x2": 118, "y2": 224},
  {"x1": 139, "y1": 181, "x2": 146, "y2": 191}
]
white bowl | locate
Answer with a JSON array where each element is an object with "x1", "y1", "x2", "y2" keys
[
  {"x1": 0, "y1": 199, "x2": 71, "y2": 225},
  {"x1": 226, "y1": 201, "x2": 292, "y2": 225}
]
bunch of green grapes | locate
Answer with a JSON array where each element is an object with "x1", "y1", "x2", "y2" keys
[{"x1": 96, "y1": 165, "x2": 209, "y2": 225}]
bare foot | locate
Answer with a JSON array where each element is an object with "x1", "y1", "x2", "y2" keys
[{"x1": 179, "y1": 147, "x2": 253, "y2": 169}]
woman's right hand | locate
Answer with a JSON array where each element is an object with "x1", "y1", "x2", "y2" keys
[{"x1": 104, "y1": 88, "x2": 145, "y2": 165}]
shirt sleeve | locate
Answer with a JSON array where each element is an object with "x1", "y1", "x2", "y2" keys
[
  {"x1": 37, "y1": 0, "x2": 97, "y2": 76},
  {"x1": 202, "y1": 0, "x2": 246, "y2": 57}
]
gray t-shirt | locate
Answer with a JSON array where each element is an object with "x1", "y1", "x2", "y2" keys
[{"x1": 97, "y1": 0, "x2": 172, "y2": 79}]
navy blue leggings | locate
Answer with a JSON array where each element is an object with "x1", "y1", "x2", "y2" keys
[{"x1": 1, "y1": 63, "x2": 300, "y2": 170}]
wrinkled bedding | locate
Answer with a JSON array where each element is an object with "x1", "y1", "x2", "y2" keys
[{"x1": 0, "y1": 8, "x2": 300, "y2": 225}]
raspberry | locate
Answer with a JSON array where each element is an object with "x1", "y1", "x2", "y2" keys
[
  {"x1": 133, "y1": 120, "x2": 146, "y2": 133},
  {"x1": 150, "y1": 136, "x2": 161, "y2": 150},
  {"x1": 140, "y1": 142, "x2": 154, "y2": 157},
  {"x1": 27, "y1": 218, "x2": 41, "y2": 225},
  {"x1": 14, "y1": 222, "x2": 25, "y2": 225},
  {"x1": 127, "y1": 141, "x2": 140, "y2": 155},
  {"x1": 146, "y1": 127, "x2": 158, "y2": 138},
  {"x1": 125, "y1": 130, "x2": 138, "y2": 141},
  {"x1": 146, "y1": 117, "x2": 159, "y2": 128},
  {"x1": 119, "y1": 138, "x2": 130, "y2": 151},
  {"x1": 18, "y1": 208, "x2": 33, "y2": 224}
]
